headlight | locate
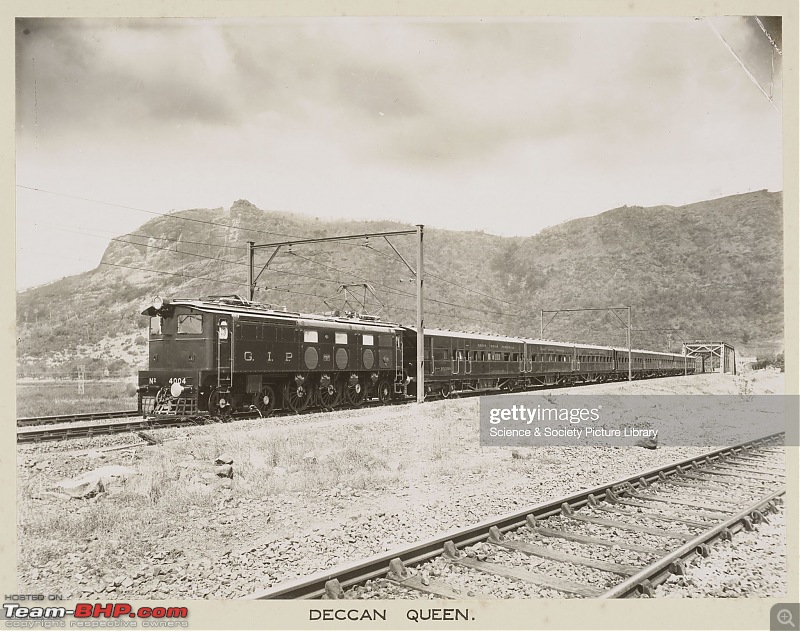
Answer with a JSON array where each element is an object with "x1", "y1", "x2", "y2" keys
[
  {"x1": 153, "y1": 296, "x2": 164, "y2": 310},
  {"x1": 170, "y1": 382, "x2": 184, "y2": 398}
]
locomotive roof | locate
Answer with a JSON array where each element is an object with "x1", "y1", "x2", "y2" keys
[
  {"x1": 142, "y1": 297, "x2": 402, "y2": 331},
  {"x1": 143, "y1": 298, "x2": 689, "y2": 358}
]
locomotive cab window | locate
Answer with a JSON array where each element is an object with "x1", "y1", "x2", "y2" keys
[
  {"x1": 177, "y1": 314, "x2": 203, "y2": 335},
  {"x1": 335, "y1": 332, "x2": 348, "y2": 345},
  {"x1": 304, "y1": 330, "x2": 319, "y2": 343},
  {"x1": 150, "y1": 316, "x2": 163, "y2": 335},
  {"x1": 362, "y1": 334, "x2": 374, "y2": 346}
]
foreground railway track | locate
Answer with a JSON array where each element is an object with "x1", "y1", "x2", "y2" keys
[
  {"x1": 16, "y1": 414, "x2": 198, "y2": 443},
  {"x1": 15, "y1": 398, "x2": 413, "y2": 443},
  {"x1": 250, "y1": 433, "x2": 785, "y2": 600},
  {"x1": 17, "y1": 410, "x2": 140, "y2": 428}
]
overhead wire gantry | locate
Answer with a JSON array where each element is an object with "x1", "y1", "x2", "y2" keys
[{"x1": 245, "y1": 227, "x2": 426, "y2": 402}]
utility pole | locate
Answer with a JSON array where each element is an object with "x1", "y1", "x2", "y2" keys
[
  {"x1": 627, "y1": 306, "x2": 632, "y2": 382},
  {"x1": 540, "y1": 309, "x2": 543, "y2": 339},
  {"x1": 416, "y1": 225, "x2": 425, "y2": 403},
  {"x1": 247, "y1": 241, "x2": 255, "y2": 301}
]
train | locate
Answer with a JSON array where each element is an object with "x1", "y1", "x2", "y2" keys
[{"x1": 137, "y1": 294, "x2": 702, "y2": 417}]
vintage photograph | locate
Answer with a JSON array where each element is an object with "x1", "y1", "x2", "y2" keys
[{"x1": 12, "y1": 11, "x2": 790, "y2": 627}]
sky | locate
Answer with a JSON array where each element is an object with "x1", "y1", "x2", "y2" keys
[{"x1": 15, "y1": 16, "x2": 784, "y2": 290}]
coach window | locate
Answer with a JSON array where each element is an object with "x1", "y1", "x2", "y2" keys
[
  {"x1": 150, "y1": 316, "x2": 162, "y2": 335},
  {"x1": 177, "y1": 314, "x2": 203, "y2": 335},
  {"x1": 362, "y1": 334, "x2": 373, "y2": 346},
  {"x1": 304, "y1": 330, "x2": 319, "y2": 343}
]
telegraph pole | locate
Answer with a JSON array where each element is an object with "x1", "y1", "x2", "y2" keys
[
  {"x1": 247, "y1": 241, "x2": 255, "y2": 301},
  {"x1": 627, "y1": 306, "x2": 632, "y2": 382},
  {"x1": 416, "y1": 225, "x2": 425, "y2": 403}
]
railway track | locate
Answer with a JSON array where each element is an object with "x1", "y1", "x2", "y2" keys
[
  {"x1": 17, "y1": 410, "x2": 141, "y2": 428},
  {"x1": 15, "y1": 414, "x2": 202, "y2": 444},
  {"x1": 15, "y1": 398, "x2": 413, "y2": 443},
  {"x1": 249, "y1": 433, "x2": 785, "y2": 600},
  {"x1": 15, "y1": 373, "x2": 691, "y2": 443}
]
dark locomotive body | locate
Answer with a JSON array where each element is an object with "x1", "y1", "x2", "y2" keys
[
  {"x1": 138, "y1": 296, "x2": 405, "y2": 417},
  {"x1": 138, "y1": 295, "x2": 702, "y2": 417}
]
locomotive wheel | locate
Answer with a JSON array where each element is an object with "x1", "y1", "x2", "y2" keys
[
  {"x1": 284, "y1": 382, "x2": 311, "y2": 413},
  {"x1": 317, "y1": 380, "x2": 340, "y2": 411},
  {"x1": 253, "y1": 386, "x2": 276, "y2": 417},
  {"x1": 376, "y1": 379, "x2": 392, "y2": 405},
  {"x1": 154, "y1": 387, "x2": 170, "y2": 413},
  {"x1": 208, "y1": 388, "x2": 232, "y2": 420},
  {"x1": 345, "y1": 376, "x2": 366, "y2": 407}
]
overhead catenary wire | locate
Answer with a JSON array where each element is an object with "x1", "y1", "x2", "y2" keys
[
  {"x1": 288, "y1": 252, "x2": 533, "y2": 321},
  {"x1": 23, "y1": 188, "x2": 663, "y2": 343},
  {"x1": 26, "y1": 215, "x2": 661, "y2": 345},
  {"x1": 22, "y1": 185, "x2": 537, "y2": 319},
  {"x1": 17, "y1": 185, "x2": 304, "y2": 240},
  {"x1": 26, "y1": 220, "x2": 528, "y2": 333}
]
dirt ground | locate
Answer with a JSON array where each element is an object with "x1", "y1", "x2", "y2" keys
[{"x1": 16, "y1": 368, "x2": 786, "y2": 599}]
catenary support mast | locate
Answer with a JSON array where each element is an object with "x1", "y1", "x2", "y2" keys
[{"x1": 246, "y1": 227, "x2": 426, "y2": 401}]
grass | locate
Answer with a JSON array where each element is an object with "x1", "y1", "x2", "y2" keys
[
  {"x1": 17, "y1": 370, "x2": 787, "y2": 597},
  {"x1": 16, "y1": 380, "x2": 137, "y2": 417}
]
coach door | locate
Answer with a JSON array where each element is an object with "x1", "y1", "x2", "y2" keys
[
  {"x1": 425, "y1": 336, "x2": 434, "y2": 376},
  {"x1": 216, "y1": 316, "x2": 232, "y2": 391},
  {"x1": 452, "y1": 338, "x2": 466, "y2": 375},
  {"x1": 465, "y1": 340, "x2": 472, "y2": 374}
]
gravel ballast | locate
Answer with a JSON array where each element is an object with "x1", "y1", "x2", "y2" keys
[{"x1": 16, "y1": 370, "x2": 787, "y2": 599}]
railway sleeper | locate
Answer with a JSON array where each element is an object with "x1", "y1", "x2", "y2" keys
[
  {"x1": 385, "y1": 558, "x2": 490, "y2": 599},
  {"x1": 441, "y1": 540, "x2": 602, "y2": 597},
  {"x1": 486, "y1": 526, "x2": 641, "y2": 576}
]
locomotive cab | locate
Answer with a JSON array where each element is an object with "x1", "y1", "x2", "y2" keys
[{"x1": 138, "y1": 297, "x2": 215, "y2": 416}]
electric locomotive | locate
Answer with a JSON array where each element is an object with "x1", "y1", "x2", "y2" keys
[{"x1": 138, "y1": 295, "x2": 407, "y2": 417}]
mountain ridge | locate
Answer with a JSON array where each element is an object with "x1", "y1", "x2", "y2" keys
[{"x1": 16, "y1": 190, "x2": 784, "y2": 378}]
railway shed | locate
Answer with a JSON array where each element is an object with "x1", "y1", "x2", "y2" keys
[{"x1": 682, "y1": 341, "x2": 737, "y2": 374}]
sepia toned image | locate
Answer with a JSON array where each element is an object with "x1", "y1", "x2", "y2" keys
[{"x1": 9, "y1": 8, "x2": 796, "y2": 630}]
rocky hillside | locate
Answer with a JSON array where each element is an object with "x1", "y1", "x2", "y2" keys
[{"x1": 16, "y1": 191, "x2": 784, "y2": 378}]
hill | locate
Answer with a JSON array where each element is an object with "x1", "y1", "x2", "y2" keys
[{"x1": 15, "y1": 191, "x2": 784, "y2": 378}]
